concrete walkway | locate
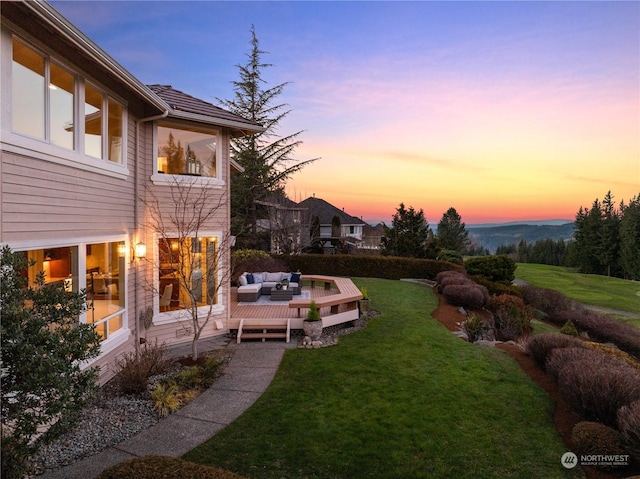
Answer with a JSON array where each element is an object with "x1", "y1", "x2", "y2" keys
[{"x1": 39, "y1": 339, "x2": 297, "y2": 479}]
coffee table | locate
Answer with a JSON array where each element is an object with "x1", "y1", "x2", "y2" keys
[{"x1": 270, "y1": 287, "x2": 293, "y2": 301}]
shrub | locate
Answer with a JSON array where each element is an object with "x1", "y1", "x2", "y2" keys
[
  {"x1": 585, "y1": 342, "x2": 640, "y2": 372},
  {"x1": 545, "y1": 347, "x2": 608, "y2": 380},
  {"x1": 617, "y1": 401, "x2": 640, "y2": 461},
  {"x1": 437, "y1": 249, "x2": 464, "y2": 265},
  {"x1": 464, "y1": 255, "x2": 516, "y2": 284},
  {"x1": 470, "y1": 275, "x2": 523, "y2": 298},
  {"x1": 95, "y1": 455, "x2": 248, "y2": 479},
  {"x1": 151, "y1": 383, "x2": 182, "y2": 417},
  {"x1": 520, "y1": 285, "x2": 574, "y2": 322},
  {"x1": 525, "y1": 332, "x2": 585, "y2": 368},
  {"x1": 442, "y1": 284, "x2": 488, "y2": 310},
  {"x1": 571, "y1": 422, "x2": 627, "y2": 467},
  {"x1": 463, "y1": 314, "x2": 490, "y2": 343},
  {"x1": 559, "y1": 320, "x2": 579, "y2": 336},
  {"x1": 558, "y1": 357, "x2": 640, "y2": 427},
  {"x1": 436, "y1": 271, "x2": 473, "y2": 293},
  {"x1": 113, "y1": 341, "x2": 173, "y2": 395},
  {"x1": 486, "y1": 294, "x2": 532, "y2": 340}
]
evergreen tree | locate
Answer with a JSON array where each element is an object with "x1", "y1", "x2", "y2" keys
[
  {"x1": 436, "y1": 207, "x2": 469, "y2": 253},
  {"x1": 381, "y1": 203, "x2": 431, "y2": 258},
  {"x1": 620, "y1": 194, "x2": 640, "y2": 280},
  {"x1": 574, "y1": 199, "x2": 604, "y2": 274},
  {"x1": 598, "y1": 191, "x2": 621, "y2": 276},
  {"x1": 219, "y1": 26, "x2": 318, "y2": 248}
]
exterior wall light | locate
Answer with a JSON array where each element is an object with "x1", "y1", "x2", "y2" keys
[{"x1": 134, "y1": 242, "x2": 147, "y2": 259}]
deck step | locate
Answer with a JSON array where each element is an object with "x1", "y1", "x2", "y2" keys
[{"x1": 237, "y1": 318, "x2": 290, "y2": 343}]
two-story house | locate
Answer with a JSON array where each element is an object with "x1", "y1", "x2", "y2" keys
[{"x1": 1, "y1": 1, "x2": 262, "y2": 382}]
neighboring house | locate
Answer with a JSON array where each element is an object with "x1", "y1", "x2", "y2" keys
[
  {"x1": 1, "y1": 1, "x2": 262, "y2": 383},
  {"x1": 361, "y1": 223, "x2": 385, "y2": 252},
  {"x1": 255, "y1": 194, "x2": 307, "y2": 254},
  {"x1": 297, "y1": 196, "x2": 365, "y2": 253}
]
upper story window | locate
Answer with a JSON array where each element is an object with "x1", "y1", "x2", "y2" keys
[
  {"x1": 10, "y1": 36, "x2": 124, "y2": 165},
  {"x1": 157, "y1": 124, "x2": 218, "y2": 178}
]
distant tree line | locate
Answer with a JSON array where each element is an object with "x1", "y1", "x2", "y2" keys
[
  {"x1": 496, "y1": 191, "x2": 640, "y2": 280},
  {"x1": 380, "y1": 204, "x2": 488, "y2": 263}
]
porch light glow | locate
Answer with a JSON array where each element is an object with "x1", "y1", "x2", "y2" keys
[{"x1": 134, "y1": 242, "x2": 147, "y2": 259}]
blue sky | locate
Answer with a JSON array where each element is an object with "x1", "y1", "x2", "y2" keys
[{"x1": 52, "y1": 1, "x2": 639, "y2": 224}]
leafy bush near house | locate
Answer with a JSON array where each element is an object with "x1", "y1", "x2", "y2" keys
[
  {"x1": 525, "y1": 332, "x2": 586, "y2": 368},
  {"x1": 464, "y1": 255, "x2": 516, "y2": 284},
  {"x1": 486, "y1": 294, "x2": 532, "y2": 340},
  {"x1": 113, "y1": 342, "x2": 174, "y2": 395},
  {"x1": 558, "y1": 356, "x2": 640, "y2": 427},
  {"x1": 442, "y1": 284, "x2": 488, "y2": 310},
  {"x1": 274, "y1": 254, "x2": 464, "y2": 280},
  {"x1": 95, "y1": 455, "x2": 248, "y2": 479},
  {"x1": 617, "y1": 401, "x2": 640, "y2": 461},
  {"x1": 571, "y1": 422, "x2": 628, "y2": 464}
]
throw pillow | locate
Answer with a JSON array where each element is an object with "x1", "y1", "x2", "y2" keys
[
  {"x1": 247, "y1": 273, "x2": 255, "y2": 284},
  {"x1": 253, "y1": 273, "x2": 264, "y2": 283},
  {"x1": 290, "y1": 272, "x2": 301, "y2": 283},
  {"x1": 238, "y1": 274, "x2": 248, "y2": 286}
]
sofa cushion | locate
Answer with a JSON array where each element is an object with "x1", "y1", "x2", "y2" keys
[
  {"x1": 265, "y1": 272, "x2": 283, "y2": 282},
  {"x1": 238, "y1": 284, "x2": 261, "y2": 293},
  {"x1": 238, "y1": 274, "x2": 248, "y2": 286}
]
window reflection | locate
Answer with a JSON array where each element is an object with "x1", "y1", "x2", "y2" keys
[
  {"x1": 84, "y1": 83, "x2": 103, "y2": 159},
  {"x1": 157, "y1": 126, "x2": 217, "y2": 177},
  {"x1": 108, "y1": 99, "x2": 123, "y2": 164},
  {"x1": 12, "y1": 38, "x2": 45, "y2": 139},
  {"x1": 50, "y1": 63, "x2": 74, "y2": 150}
]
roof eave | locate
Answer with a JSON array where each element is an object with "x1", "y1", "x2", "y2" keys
[
  {"x1": 168, "y1": 110, "x2": 266, "y2": 136},
  {"x1": 22, "y1": 1, "x2": 168, "y2": 114}
]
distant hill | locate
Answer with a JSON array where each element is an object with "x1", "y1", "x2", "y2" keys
[{"x1": 467, "y1": 222, "x2": 574, "y2": 253}]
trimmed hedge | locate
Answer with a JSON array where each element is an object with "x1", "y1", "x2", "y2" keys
[
  {"x1": 464, "y1": 255, "x2": 516, "y2": 284},
  {"x1": 273, "y1": 254, "x2": 463, "y2": 280},
  {"x1": 486, "y1": 294, "x2": 532, "y2": 340},
  {"x1": 571, "y1": 422, "x2": 627, "y2": 463},
  {"x1": 525, "y1": 332, "x2": 586, "y2": 368},
  {"x1": 442, "y1": 284, "x2": 488, "y2": 310},
  {"x1": 617, "y1": 401, "x2": 640, "y2": 461}
]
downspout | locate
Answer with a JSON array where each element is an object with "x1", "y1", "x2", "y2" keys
[{"x1": 133, "y1": 110, "x2": 168, "y2": 350}]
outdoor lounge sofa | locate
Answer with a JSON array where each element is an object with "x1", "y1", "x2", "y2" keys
[{"x1": 237, "y1": 272, "x2": 302, "y2": 302}]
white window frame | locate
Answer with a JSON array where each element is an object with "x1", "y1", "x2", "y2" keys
[
  {"x1": 152, "y1": 231, "x2": 225, "y2": 326},
  {"x1": 150, "y1": 121, "x2": 224, "y2": 189},
  {"x1": 0, "y1": 28, "x2": 129, "y2": 179},
  {"x1": 3, "y1": 235, "x2": 131, "y2": 360}
]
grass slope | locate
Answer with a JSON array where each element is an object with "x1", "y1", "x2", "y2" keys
[
  {"x1": 184, "y1": 279, "x2": 579, "y2": 479},
  {"x1": 515, "y1": 263, "x2": 640, "y2": 328}
]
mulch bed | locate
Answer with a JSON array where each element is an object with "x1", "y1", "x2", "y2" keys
[{"x1": 431, "y1": 294, "x2": 632, "y2": 479}]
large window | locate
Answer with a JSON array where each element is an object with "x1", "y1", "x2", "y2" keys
[
  {"x1": 11, "y1": 37, "x2": 124, "y2": 164},
  {"x1": 157, "y1": 125, "x2": 218, "y2": 177},
  {"x1": 86, "y1": 241, "x2": 126, "y2": 340},
  {"x1": 19, "y1": 241, "x2": 126, "y2": 343},
  {"x1": 157, "y1": 236, "x2": 218, "y2": 313}
]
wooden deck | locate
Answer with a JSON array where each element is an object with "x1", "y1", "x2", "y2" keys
[{"x1": 229, "y1": 282, "x2": 359, "y2": 332}]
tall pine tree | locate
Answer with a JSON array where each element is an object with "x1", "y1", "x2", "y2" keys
[
  {"x1": 219, "y1": 26, "x2": 318, "y2": 247},
  {"x1": 381, "y1": 203, "x2": 431, "y2": 258},
  {"x1": 620, "y1": 194, "x2": 640, "y2": 280},
  {"x1": 436, "y1": 207, "x2": 470, "y2": 253}
]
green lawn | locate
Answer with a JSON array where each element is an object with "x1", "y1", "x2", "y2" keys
[
  {"x1": 515, "y1": 263, "x2": 640, "y2": 328},
  {"x1": 184, "y1": 279, "x2": 581, "y2": 479}
]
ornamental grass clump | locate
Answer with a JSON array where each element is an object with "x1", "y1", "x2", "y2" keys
[{"x1": 113, "y1": 341, "x2": 173, "y2": 395}]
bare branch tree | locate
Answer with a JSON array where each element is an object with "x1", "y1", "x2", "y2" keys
[{"x1": 141, "y1": 177, "x2": 232, "y2": 359}]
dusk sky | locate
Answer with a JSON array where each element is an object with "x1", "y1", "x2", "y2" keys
[{"x1": 52, "y1": 1, "x2": 639, "y2": 225}]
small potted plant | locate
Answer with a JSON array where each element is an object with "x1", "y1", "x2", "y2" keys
[
  {"x1": 303, "y1": 300, "x2": 322, "y2": 340},
  {"x1": 358, "y1": 286, "x2": 370, "y2": 317}
]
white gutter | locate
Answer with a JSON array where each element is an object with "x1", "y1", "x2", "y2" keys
[{"x1": 168, "y1": 110, "x2": 266, "y2": 135}]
